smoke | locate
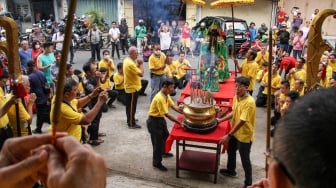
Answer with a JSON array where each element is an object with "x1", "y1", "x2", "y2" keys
[{"x1": 135, "y1": 0, "x2": 183, "y2": 28}]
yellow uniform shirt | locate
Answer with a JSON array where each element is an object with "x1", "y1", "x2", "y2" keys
[
  {"x1": 174, "y1": 60, "x2": 191, "y2": 79},
  {"x1": 288, "y1": 68, "x2": 306, "y2": 91},
  {"x1": 100, "y1": 79, "x2": 111, "y2": 90},
  {"x1": 279, "y1": 93, "x2": 286, "y2": 102},
  {"x1": 165, "y1": 63, "x2": 177, "y2": 78},
  {"x1": 255, "y1": 51, "x2": 269, "y2": 69},
  {"x1": 8, "y1": 99, "x2": 30, "y2": 137},
  {"x1": 0, "y1": 88, "x2": 9, "y2": 128},
  {"x1": 262, "y1": 72, "x2": 282, "y2": 95},
  {"x1": 256, "y1": 70, "x2": 266, "y2": 82},
  {"x1": 99, "y1": 59, "x2": 115, "y2": 78},
  {"x1": 148, "y1": 92, "x2": 174, "y2": 117},
  {"x1": 328, "y1": 60, "x2": 336, "y2": 72},
  {"x1": 232, "y1": 95, "x2": 256, "y2": 143},
  {"x1": 123, "y1": 57, "x2": 142, "y2": 93},
  {"x1": 77, "y1": 82, "x2": 84, "y2": 95},
  {"x1": 50, "y1": 98, "x2": 83, "y2": 141},
  {"x1": 149, "y1": 52, "x2": 166, "y2": 75},
  {"x1": 241, "y1": 60, "x2": 259, "y2": 91},
  {"x1": 113, "y1": 72, "x2": 124, "y2": 90}
]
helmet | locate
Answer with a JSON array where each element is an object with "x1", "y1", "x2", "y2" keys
[
  {"x1": 200, "y1": 22, "x2": 205, "y2": 27},
  {"x1": 139, "y1": 19, "x2": 144, "y2": 23},
  {"x1": 121, "y1": 18, "x2": 126, "y2": 23}
]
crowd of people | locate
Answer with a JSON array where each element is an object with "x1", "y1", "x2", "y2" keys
[{"x1": 0, "y1": 5, "x2": 335, "y2": 187}]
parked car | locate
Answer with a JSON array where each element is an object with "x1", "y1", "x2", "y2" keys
[{"x1": 192, "y1": 16, "x2": 250, "y2": 53}]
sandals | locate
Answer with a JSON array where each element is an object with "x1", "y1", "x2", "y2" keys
[{"x1": 98, "y1": 132, "x2": 106, "y2": 137}]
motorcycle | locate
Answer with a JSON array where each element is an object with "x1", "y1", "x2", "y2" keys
[
  {"x1": 236, "y1": 39, "x2": 264, "y2": 59},
  {"x1": 73, "y1": 34, "x2": 90, "y2": 51}
]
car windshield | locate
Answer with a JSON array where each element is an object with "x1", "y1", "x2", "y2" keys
[{"x1": 224, "y1": 22, "x2": 247, "y2": 31}]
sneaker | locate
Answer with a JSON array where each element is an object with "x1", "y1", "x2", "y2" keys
[
  {"x1": 219, "y1": 169, "x2": 238, "y2": 178},
  {"x1": 129, "y1": 124, "x2": 141, "y2": 129},
  {"x1": 153, "y1": 164, "x2": 168, "y2": 171},
  {"x1": 162, "y1": 153, "x2": 174, "y2": 158}
]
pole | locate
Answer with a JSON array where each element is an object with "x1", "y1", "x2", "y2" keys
[
  {"x1": 266, "y1": 0, "x2": 278, "y2": 176},
  {"x1": 231, "y1": 5, "x2": 237, "y2": 78},
  {"x1": 52, "y1": 0, "x2": 77, "y2": 143}
]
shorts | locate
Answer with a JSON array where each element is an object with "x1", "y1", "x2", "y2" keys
[{"x1": 181, "y1": 38, "x2": 191, "y2": 48}]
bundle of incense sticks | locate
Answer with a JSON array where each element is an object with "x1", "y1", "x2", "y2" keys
[{"x1": 190, "y1": 85, "x2": 214, "y2": 105}]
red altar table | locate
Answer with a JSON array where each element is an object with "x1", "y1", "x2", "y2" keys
[
  {"x1": 177, "y1": 71, "x2": 236, "y2": 109},
  {"x1": 165, "y1": 116, "x2": 231, "y2": 184}
]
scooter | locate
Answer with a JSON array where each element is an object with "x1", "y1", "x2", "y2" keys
[{"x1": 236, "y1": 40, "x2": 264, "y2": 59}]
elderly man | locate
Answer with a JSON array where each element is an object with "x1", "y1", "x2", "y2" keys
[
  {"x1": 19, "y1": 40, "x2": 32, "y2": 74},
  {"x1": 50, "y1": 78, "x2": 108, "y2": 142},
  {"x1": 29, "y1": 26, "x2": 44, "y2": 45},
  {"x1": 123, "y1": 46, "x2": 144, "y2": 129},
  {"x1": 149, "y1": 44, "x2": 167, "y2": 101}
]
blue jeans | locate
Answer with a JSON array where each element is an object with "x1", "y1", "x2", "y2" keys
[
  {"x1": 278, "y1": 43, "x2": 289, "y2": 52},
  {"x1": 150, "y1": 74, "x2": 166, "y2": 101}
]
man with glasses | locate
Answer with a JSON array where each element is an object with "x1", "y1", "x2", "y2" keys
[
  {"x1": 217, "y1": 76, "x2": 256, "y2": 188},
  {"x1": 250, "y1": 88, "x2": 336, "y2": 188}
]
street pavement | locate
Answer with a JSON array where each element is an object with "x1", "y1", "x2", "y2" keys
[{"x1": 32, "y1": 35, "x2": 336, "y2": 187}]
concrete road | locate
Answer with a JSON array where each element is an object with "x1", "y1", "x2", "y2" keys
[{"x1": 37, "y1": 47, "x2": 268, "y2": 188}]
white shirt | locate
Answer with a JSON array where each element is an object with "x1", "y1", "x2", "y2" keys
[
  {"x1": 160, "y1": 31, "x2": 171, "y2": 50},
  {"x1": 52, "y1": 32, "x2": 64, "y2": 51},
  {"x1": 109, "y1": 27, "x2": 120, "y2": 42}
]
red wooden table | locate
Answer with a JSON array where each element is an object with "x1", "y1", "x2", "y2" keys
[{"x1": 165, "y1": 116, "x2": 231, "y2": 184}]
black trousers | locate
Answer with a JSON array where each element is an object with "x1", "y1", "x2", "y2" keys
[
  {"x1": 120, "y1": 38, "x2": 129, "y2": 54},
  {"x1": 35, "y1": 103, "x2": 51, "y2": 131},
  {"x1": 0, "y1": 125, "x2": 13, "y2": 150},
  {"x1": 139, "y1": 79, "x2": 149, "y2": 95},
  {"x1": 91, "y1": 43, "x2": 101, "y2": 61},
  {"x1": 114, "y1": 88, "x2": 126, "y2": 105},
  {"x1": 125, "y1": 91, "x2": 139, "y2": 127},
  {"x1": 111, "y1": 41, "x2": 120, "y2": 59},
  {"x1": 69, "y1": 45, "x2": 74, "y2": 63},
  {"x1": 88, "y1": 101, "x2": 103, "y2": 141},
  {"x1": 107, "y1": 90, "x2": 118, "y2": 105},
  {"x1": 256, "y1": 93, "x2": 275, "y2": 108},
  {"x1": 146, "y1": 116, "x2": 169, "y2": 166},
  {"x1": 227, "y1": 136, "x2": 253, "y2": 186}
]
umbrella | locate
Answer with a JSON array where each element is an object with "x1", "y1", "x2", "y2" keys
[{"x1": 182, "y1": 0, "x2": 206, "y2": 6}]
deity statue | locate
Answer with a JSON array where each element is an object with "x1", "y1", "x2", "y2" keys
[{"x1": 198, "y1": 22, "x2": 229, "y2": 92}]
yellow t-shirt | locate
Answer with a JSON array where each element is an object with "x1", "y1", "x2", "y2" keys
[
  {"x1": 8, "y1": 99, "x2": 30, "y2": 137},
  {"x1": 148, "y1": 92, "x2": 174, "y2": 117},
  {"x1": 100, "y1": 78, "x2": 111, "y2": 90},
  {"x1": 123, "y1": 57, "x2": 142, "y2": 93},
  {"x1": 241, "y1": 60, "x2": 259, "y2": 91},
  {"x1": 113, "y1": 72, "x2": 124, "y2": 90},
  {"x1": 328, "y1": 60, "x2": 336, "y2": 72},
  {"x1": 262, "y1": 72, "x2": 282, "y2": 95},
  {"x1": 256, "y1": 70, "x2": 265, "y2": 82},
  {"x1": 174, "y1": 59, "x2": 192, "y2": 79},
  {"x1": 165, "y1": 63, "x2": 177, "y2": 78},
  {"x1": 50, "y1": 98, "x2": 83, "y2": 141},
  {"x1": 0, "y1": 88, "x2": 9, "y2": 128},
  {"x1": 149, "y1": 52, "x2": 166, "y2": 75},
  {"x1": 232, "y1": 95, "x2": 256, "y2": 143},
  {"x1": 288, "y1": 68, "x2": 306, "y2": 91},
  {"x1": 78, "y1": 82, "x2": 84, "y2": 95},
  {"x1": 99, "y1": 59, "x2": 115, "y2": 78},
  {"x1": 255, "y1": 51, "x2": 269, "y2": 69}
]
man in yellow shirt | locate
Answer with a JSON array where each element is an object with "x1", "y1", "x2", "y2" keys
[
  {"x1": 255, "y1": 47, "x2": 269, "y2": 69},
  {"x1": 98, "y1": 50, "x2": 115, "y2": 80},
  {"x1": 256, "y1": 63, "x2": 281, "y2": 107},
  {"x1": 286, "y1": 57, "x2": 306, "y2": 91},
  {"x1": 113, "y1": 63, "x2": 126, "y2": 105},
  {"x1": 293, "y1": 79, "x2": 305, "y2": 96},
  {"x1": 173, "y1": 52, "x2": 192, "y2": 89},
  {"x1": 123, "y1": 46, "x2": 144, "y2": 129},
  {"x1": 51, "y1": 78, "x2": 108, "y2": 143},
  {"x1": 0, "y1": 70, "x2": 20, "y2": 149},
  {"x1": 327, "y1": 53, "x2": 336, "y2": 76},
  {"x1": 149, "y1": 44, "x2": 167, "y2": 101},
  {"x1": 271, "y1": 80, "x2": 290, "y2": 128},
  {"x1": 99, "y1": 67, "x2": 117, "y2": 110},
  {"x1": 147, "y1": 78, "x2": 182, "y2": 171},
  {"x1": 164, "y1": 56, "x2": 177, "y2": 96},
  {"x1": 234, "y1": 49, "x2": 259, "y2": 95},
  {"x1": 217, "y1": 76, "x2": 256, "y2": 187}
]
